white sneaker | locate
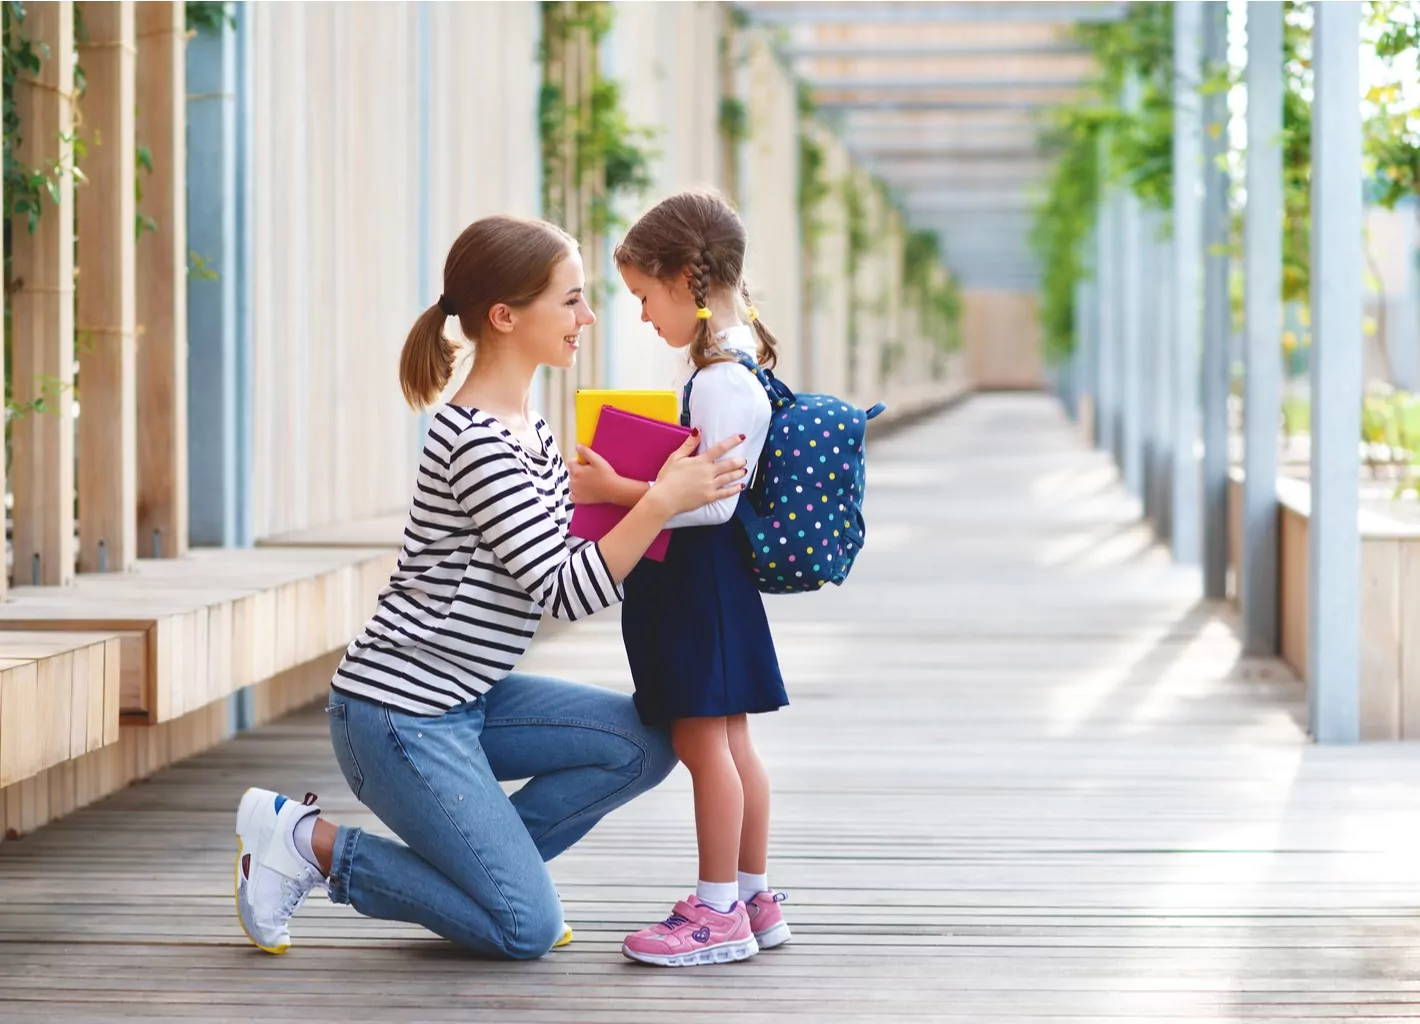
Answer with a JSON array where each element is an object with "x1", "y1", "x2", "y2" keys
[{"x1": 234, "y1": 787, "x2": 326, "y2": 954}]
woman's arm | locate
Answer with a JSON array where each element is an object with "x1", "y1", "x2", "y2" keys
[
  {"x1": 569, "y1": 366, "x2": 769, "y2": 528},
  {"x1": 450, "y1": 421, "x2": 745, "y2": 619}
]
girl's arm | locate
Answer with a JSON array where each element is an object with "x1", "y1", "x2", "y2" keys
[{"x1": 569, "y1": 365, "x2": 769, "y2": 528}]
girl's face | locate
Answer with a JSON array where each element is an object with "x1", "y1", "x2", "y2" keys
[
  {"x1": 498, "y1": 249, "x2": 595, "y2": 369},
  {"x1": 618, "y1": 264, "x2": 697, "y2": 350}
]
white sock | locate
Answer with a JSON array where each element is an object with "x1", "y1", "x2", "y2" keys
[
  {"x1": 292, "y1": 811, "x2": 322, "y2": 872},
  {"x1": 695, "y1": 879, "x2": 739, "y2": 913},
  {"x1": 738, "y1": 871, "x2": 768, "y2": 903}
]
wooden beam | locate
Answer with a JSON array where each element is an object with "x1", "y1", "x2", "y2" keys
[
  {"x1": 76, "y1": 1, "x2": 138, "y2": 574},
  {"x1": 11, "y1": 1, "x2": 77, "y2": 587},
  {"x1": 135, "y1": 1, "x2": 189, "y2": 559}
]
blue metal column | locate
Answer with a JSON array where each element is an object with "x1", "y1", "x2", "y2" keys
[
  {"x1": 1308, "y1": 0, "x2": 1363, "y2": 743},
  {"x1": 1171, "y1": 1, "x2": 1204, "y2": 566},
  {"x1": 1120, "y1": 76, "x2": 1144, "y2": 499},
  {"x1": 186, "y1": 14, "x2": 238, "y2": 549},
  {"x1": 1097, "y1": 160, "x2": 1118, "y2": 459},
  {"x1": 1394, "y1": 196, "x2": 1419, "y2": 392},
  {"x1": 1242, "y1": 0, "x2": 1283, "y2": 655},
  {"x1": 1151, "y1": 215, "x2": 1175, "y2": 542},
  {"x1": 1200, "y1": 1, "x2": 1231, "y2": 599}
]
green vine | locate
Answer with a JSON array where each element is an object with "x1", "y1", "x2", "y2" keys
[
  {"x1": 185, "y1": 1, "x2": 234, "y2": 35},
  {"x1": 538, "y1": 1, "x2": 655, "y2": 235}
]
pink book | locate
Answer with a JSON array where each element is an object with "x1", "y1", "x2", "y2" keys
[{"x1": 568, "y1": 406, "x2": 694, "y2": 562}]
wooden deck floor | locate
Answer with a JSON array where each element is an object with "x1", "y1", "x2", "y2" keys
[{"x1": 5, "y1": 394, "x2": 1420, "y2": 1022}]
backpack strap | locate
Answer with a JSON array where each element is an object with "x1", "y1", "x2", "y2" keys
[
  {"x1": 730, "y1": 353, "x2": 795, "y2": 410},
  {"x1": 681, "y1": 354, "x2": 794, "y2": 427},
  {"x1": 679, "y1": 370, "x2": 701, "y2": 428}
]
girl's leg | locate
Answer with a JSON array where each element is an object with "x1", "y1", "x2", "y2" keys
[
  {"x1": 672, "y1": 716, "x2": 743, "y2": 894},
  {"x1": 726, "y1": 714, "x2": 770, "y2": 877},
  {"x1": 726, "y1": 714, "x2": 791, "y2": 949},
  {"x1": 620, "y1": 715, "x2": 759, "y2": 966}
]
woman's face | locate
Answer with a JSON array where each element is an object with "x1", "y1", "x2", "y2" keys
[
  {"x1": 618, "y1": 263, "x2": 697, "y2": 350},
  {"x1": 500, "y1": 249, "x2": 595, "y2": 369}
]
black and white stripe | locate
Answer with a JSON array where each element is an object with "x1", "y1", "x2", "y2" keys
[{"x1": 332, "y1": 406, "x2": 620, "y2": 715}]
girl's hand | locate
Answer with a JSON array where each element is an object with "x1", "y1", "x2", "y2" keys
[
  {"x1": 570, "y1": 446, "x2": 622, "y2": 506},
  {"x1": 647, "y1": 431, "x2": 748, "y2": 516}
]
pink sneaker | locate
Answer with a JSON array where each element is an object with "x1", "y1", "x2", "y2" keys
[
  {"x1": 621, "y1": 896, "x2": 759, "y2": 967},
  {"x1": 745, "y1": 890, "x2": 791, "y2": 949}
]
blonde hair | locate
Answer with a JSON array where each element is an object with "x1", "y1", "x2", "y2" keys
[
  {"x1": 613, "y1": 189, "x2": 779, "y2": 372},
  {"x1": 399, "y1": 215, "x2": 577, "y2": 409}
]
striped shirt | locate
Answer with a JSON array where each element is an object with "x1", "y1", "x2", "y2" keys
[{"x1": 332, "y1": 405, "x2": 622, "y2": 715}]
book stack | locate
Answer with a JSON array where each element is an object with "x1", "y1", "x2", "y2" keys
[{"x1": 569, "y1": 390, "x2": 690, "y2": 562}]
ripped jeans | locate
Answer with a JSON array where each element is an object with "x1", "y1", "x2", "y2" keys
[{"x1": 322, "y1": 673, "x2": 677, "y2": 958}]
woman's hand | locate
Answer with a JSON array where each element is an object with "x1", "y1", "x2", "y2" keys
[
  {"x1": 570, "y1": 446, "x2": 622, "y2": 507},
  {"x1": 595, "y1": 431, "x2": 748, "y2": 583},
  {"x1": 647, "y1": 431, "x2": 748, "y2": 516}
]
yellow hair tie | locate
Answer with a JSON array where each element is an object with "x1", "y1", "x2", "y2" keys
[
  {"x1": 695, "y1": 307, "x2": 712, "y2": 320},
  {"x1": 746, "y1": 306, "x2": 759, "y2": 322}
]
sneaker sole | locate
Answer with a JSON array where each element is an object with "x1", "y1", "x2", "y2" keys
[
  {"x1": 234, "y1": 787, "x2": 289, "y2": 956},
  {"x1": 753, "y1": 921, "x2": 792, "y2": 949},
  {"x1": 621, "y1": 935, "x2": 759, "y2": 967}
]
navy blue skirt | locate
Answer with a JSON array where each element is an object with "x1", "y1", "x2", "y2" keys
[{"x1": 621, "y1": 502, "x2": 788, "y2": 727}]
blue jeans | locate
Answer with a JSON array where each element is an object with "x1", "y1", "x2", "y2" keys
[{"x1": 322, "y1": 673, "x2": 677, "y2": 959}]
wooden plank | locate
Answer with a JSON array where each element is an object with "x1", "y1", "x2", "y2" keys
[
  {"x1": 75, "y1": 0, "x2": 138, "y2": 574},
  {"x1": 1278, "y1": 504, "x2": 1309, "y2": 680},
  {"x1": 11, "y1": 398, "x2": 1420, "y2": 1017},
  {"x1": 1403, "y1": 539, "x2": 1420, "y2": 738},
  {"x1": 1359, "y1": 539, "x2": 1402, "y2": 740},
  {"x1": 0, "y1": 663, "x2": 38, "y2": 788},
  {"x1": 0, "y1": 548, "x2": 394, "y2": 723},
  {"x1": 10, "y1": 0, "x2": 76, "y2": 587},
  {"x1": 134, "y1": 0, "x2": 189, "y2": 559}
]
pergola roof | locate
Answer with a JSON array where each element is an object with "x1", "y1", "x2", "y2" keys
[{"x1": 742, "y1": 1, "x2": 1123, "y2": 290}]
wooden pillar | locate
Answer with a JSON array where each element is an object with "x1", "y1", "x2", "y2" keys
[
  {"x1": 135, "y1": 1, "x2": 189, "y2": 559},
  {"x1": 1308, "y1": 1, "x2": 1363, "y2": 744},
  {"x1": 11, "y1": 1, "x2": 76, "y2": 587},
  {"x1": 76, "y1": 1, "x2": 138, "y2": 574},
  {"x1": 1242, "y1": 0, "x2": 1284, "y2": 655},
  {"x1": 1171, "y1": 0, "x2": 1204, "y2": 567}
]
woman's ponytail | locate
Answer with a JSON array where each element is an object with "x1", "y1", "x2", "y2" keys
[
  {"x1": 399, "y1": 303, "x2": 459, "y2": 410},
  {"x1": 397, "y1": 216, "x2": 578, "y2": 410}
]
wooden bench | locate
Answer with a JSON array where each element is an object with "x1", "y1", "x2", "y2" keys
[
  {"x1": 0, "y1": 632, "x2": 122, "y2": 790},
  {"x1": 1228, "y1": 469, "x2": 1420, "y2": 739},
  {"x1": 0, "y1": 547, "x2": 397, "y2": 724}
]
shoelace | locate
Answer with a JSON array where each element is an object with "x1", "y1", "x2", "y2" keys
[
  {"x1": 278, "y1": 868, "x2": 325, "y2": 920},
  {"x1": 661, "y1": 912, "x2": 690, "y2": 930}
]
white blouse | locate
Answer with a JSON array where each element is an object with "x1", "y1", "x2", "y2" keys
[{"x1": 664, "y1": 324, "x2": 773, "y2": 530}]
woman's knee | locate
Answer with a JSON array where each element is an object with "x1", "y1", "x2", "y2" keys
[{"x1": 497, "y1": 891, "x2": 565, "y2": 960}]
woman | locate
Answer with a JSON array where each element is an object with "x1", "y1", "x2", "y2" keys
[{"x1": 234, "y1": 215, "x2": 749, "y2": 959}]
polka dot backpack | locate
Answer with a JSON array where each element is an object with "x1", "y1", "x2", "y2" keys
[{"x1": 682, "y1": 354, "x2": 886, "y2": 595}]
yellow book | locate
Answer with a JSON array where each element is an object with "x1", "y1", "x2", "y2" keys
[{"x1": 574, "y1": 389, "x2": 680, "y2": 454}]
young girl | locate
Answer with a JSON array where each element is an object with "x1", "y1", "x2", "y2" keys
[
  {"x1": 570, "y1": 190, "x2": 791, "y2": 966},
  {"x1": 232, "y1": 215, "x2": 751, "y2": 960}
]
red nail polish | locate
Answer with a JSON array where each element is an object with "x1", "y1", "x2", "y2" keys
[
  {"x1": 739, "y1": 434, "x2": 746, "y2": 440},
  {"x1": 691, "y1": 428, "x2": 700, "y2": 436}
]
